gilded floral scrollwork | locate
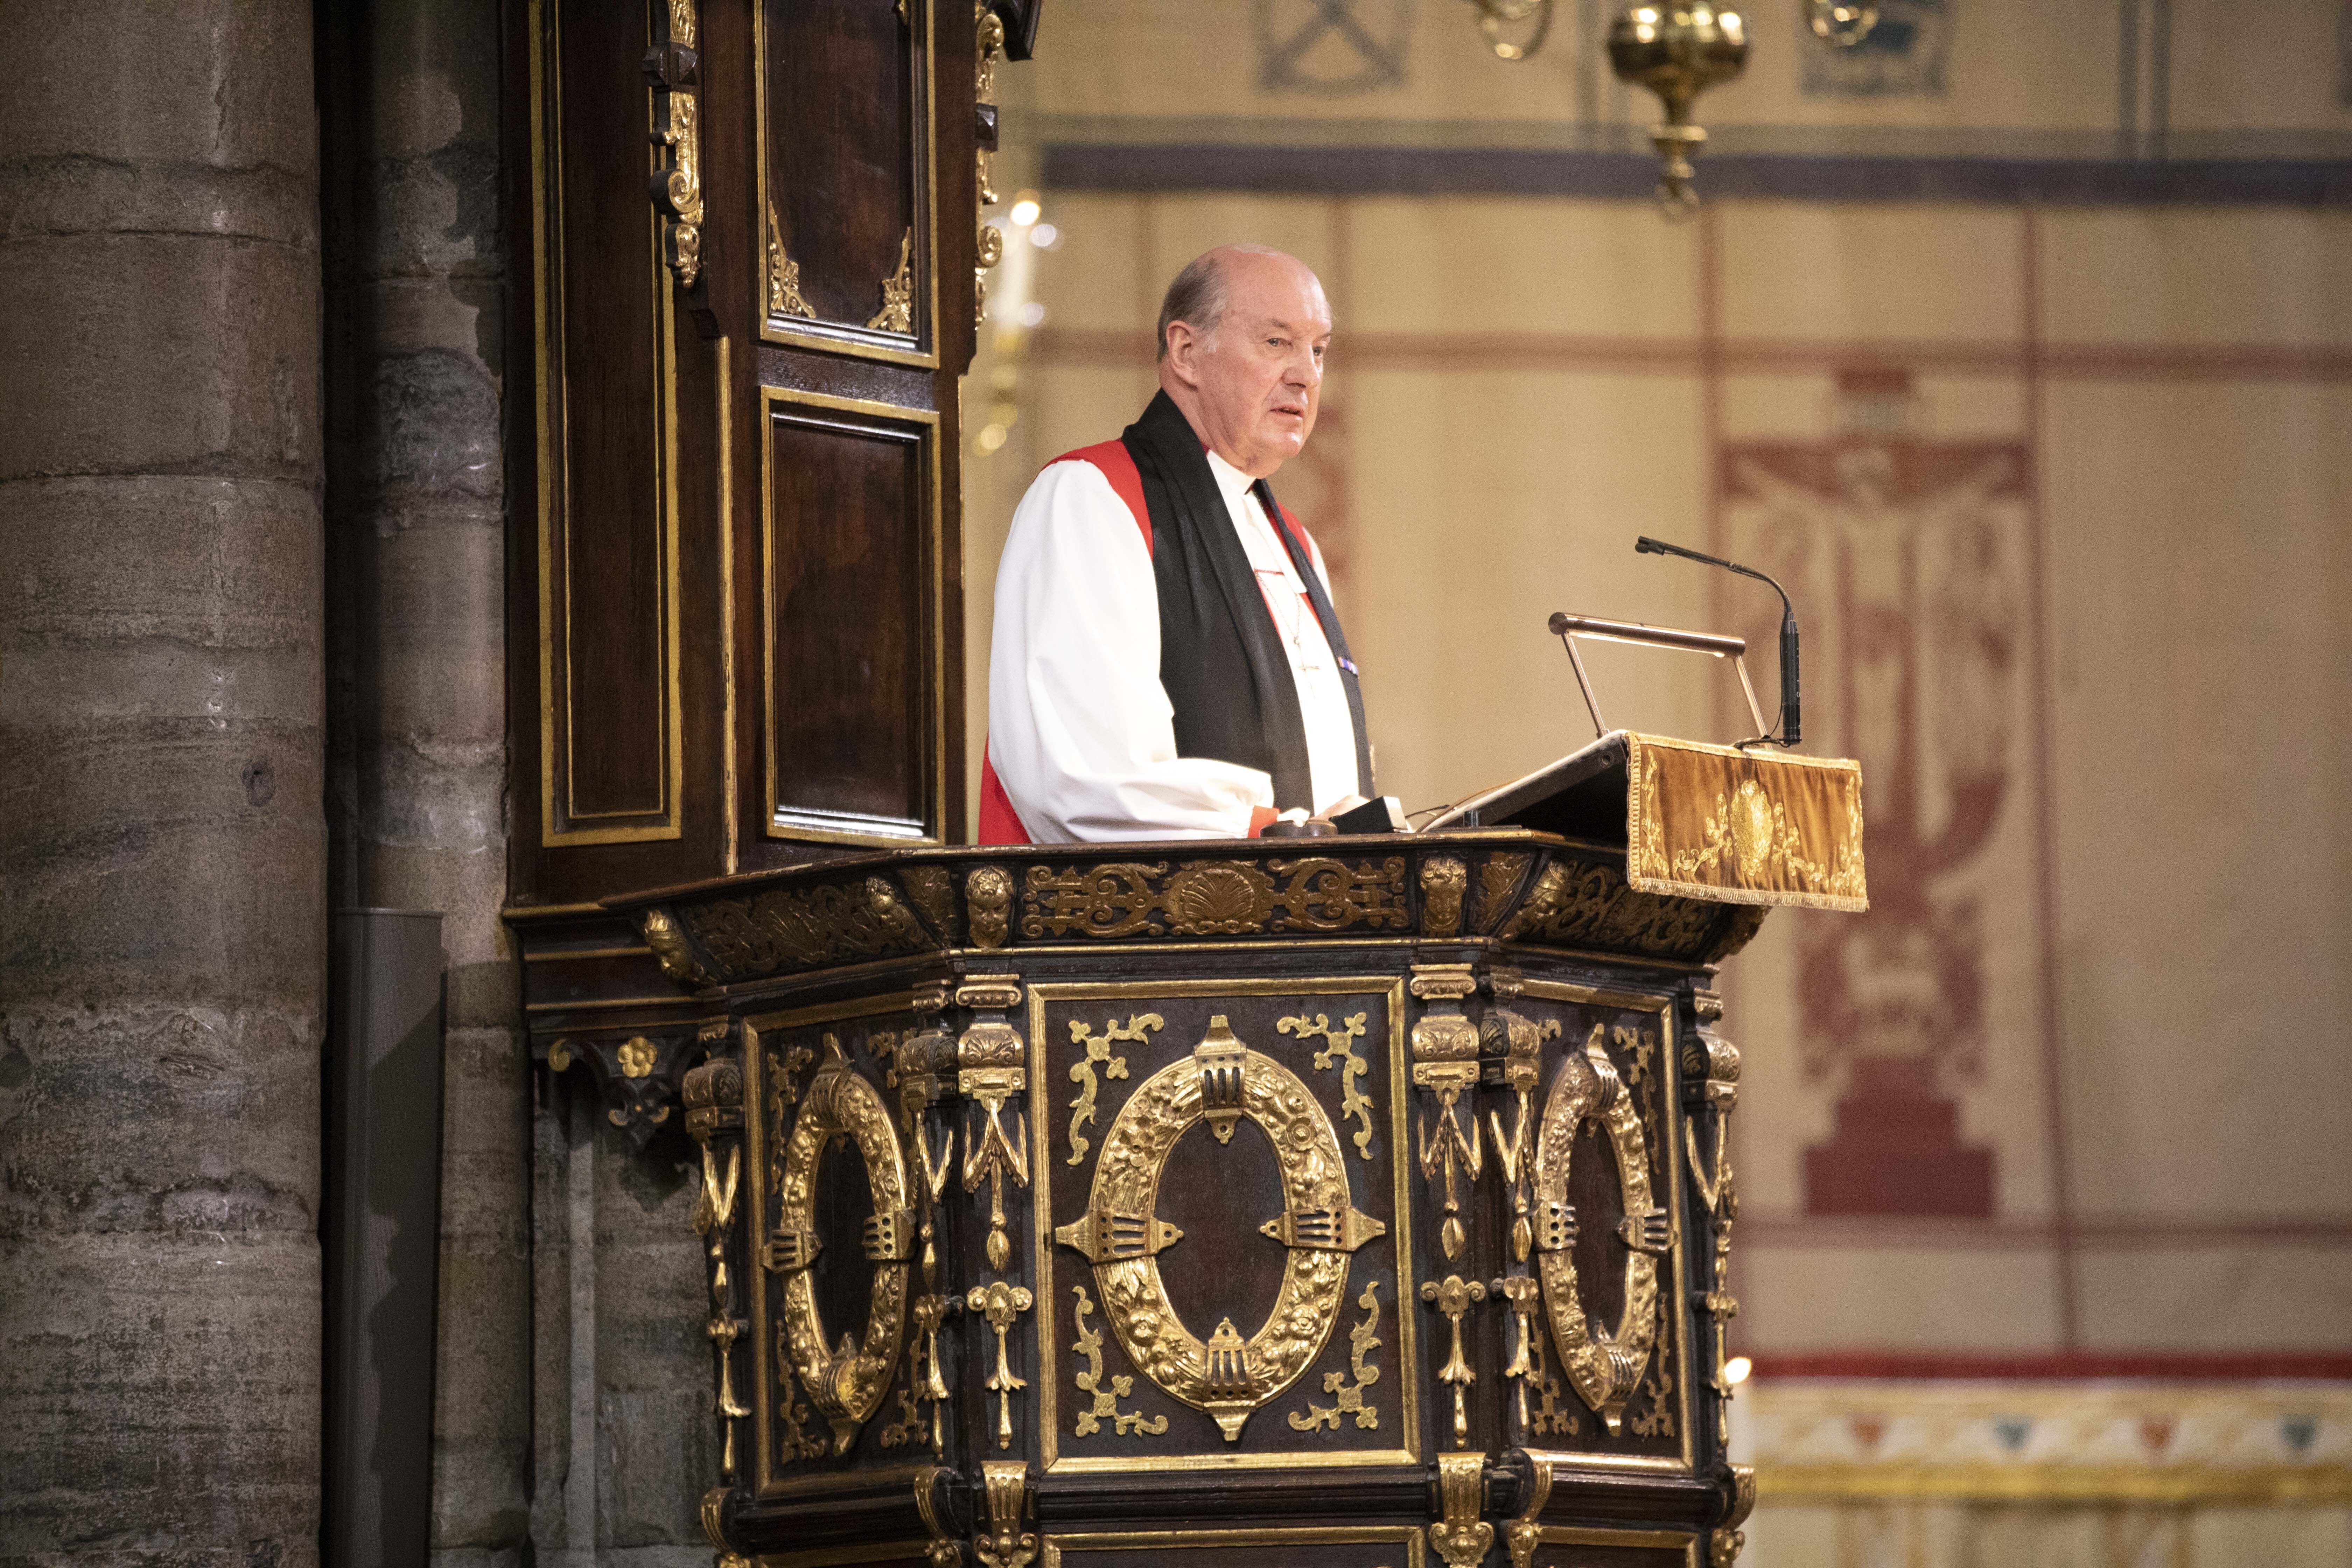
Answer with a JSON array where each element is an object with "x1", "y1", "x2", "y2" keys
[
  {"x1": 1069, "y1": 1284, "x2": 1166, "y2": 1437},
  {"x1": 1287, "y1": 1280, "x2": 1382, "y2": 1433},
  {"x1": 1687, "y1": 1027, "x2": 1741, "y2": 1424},
  {"x1": 866, "y1": 229, "x2": 915, "y2": 335},
  {"x1": 1626, "y1": 1287, "x2": 1678, "y2": 1439},
  {"x1": 1497, "y1": 1273, "x2": 1542, "y2": 1429},
  {"x1": 772, "y1": 1317, "x2": 830, "y2": 1462},
  {"x1": 899, "y1": 865, "x2": 956, "y2": 940},
  {"x1": 1023, "y1": 862, "x2": 1166, "y2": 939},
  {"x1": 681, "y1": 874, "x2": 927, "y2": 981},
  {"x1": 1065, "y1": 1013, "x2": 1158, "y2": 1167},
  {"x1": 1478, "y1": 851, "x2": 1532, "y2": 932},
  {"x1": 764, "y1": 202, "x2": 814, "y2": 319},
  {"x1": 1498, "y1": 856, "x2": 1724, "y2": 961},
  {"x1": 1272, "y1": 856, "x2": 1411, "y2": 931},
  {"x1": 879, "y1": 1347, "x2": 927, "y2": 1450},
  {"x1": 1278, "y1": 1011, "x2": 1374, "y2": 1158},
  {"x1": 1020, "y1": 856, "x2": 1409, "y2": 940}
]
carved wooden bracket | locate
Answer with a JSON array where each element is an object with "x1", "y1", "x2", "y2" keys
[
  {"x1": 645, "y1": 0, "x2": 707, "y2": 307},
  {"x1": 547, "y1": 1022, "x2": 716, "y2": 1147}
]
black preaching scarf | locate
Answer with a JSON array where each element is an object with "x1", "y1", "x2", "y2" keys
[{"x1": 1120, "y1": 391, "x2": 1376, "y2": 812}]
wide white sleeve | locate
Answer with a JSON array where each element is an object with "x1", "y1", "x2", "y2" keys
[{"x1": 987, "y1": 459, "x2": 1273, "y2": 842}]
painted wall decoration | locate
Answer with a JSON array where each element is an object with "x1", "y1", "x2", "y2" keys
[
  {"x1": 1721, "y1": 369, "x2": 2030, "y2": 1218},
  {"x1": 1254, "y1": 0, "x2": 1412, "y2": 94},
  {"x1": 1801, "y1": 0, "x2": 1950, "y2": 97}
]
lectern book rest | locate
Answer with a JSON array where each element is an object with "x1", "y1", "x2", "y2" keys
[{"x1": 506, "y1": 731, "x2": 1865, "y2": 1568}]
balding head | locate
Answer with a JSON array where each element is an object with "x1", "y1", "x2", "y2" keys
[
  {"x1": 1155, "y1": 246, "x2": 1333, "y2": 478},
  {"x1": 1155, "y1": 245, "x2": 1313, "y2": 361}
]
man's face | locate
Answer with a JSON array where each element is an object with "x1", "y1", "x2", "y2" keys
[{"x1": 1164, "y1": 251, "x2": 1333, "y2": 479}]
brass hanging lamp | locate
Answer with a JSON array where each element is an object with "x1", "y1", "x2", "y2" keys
[{"x1": 1464, "y1": 0, "x2": 1878, "y2": 214}]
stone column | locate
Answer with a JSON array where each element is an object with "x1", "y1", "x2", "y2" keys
[
  {"x1": 317, "y1": 5, "x2": 526, "y2": 1567},
  {"x1": 0, "y1": 5, "x2": 326, "y2": 1568}
]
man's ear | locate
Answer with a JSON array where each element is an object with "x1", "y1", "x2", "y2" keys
[{"x1": 1163, "y1": 321, "x2": 1203, "y2": 387}]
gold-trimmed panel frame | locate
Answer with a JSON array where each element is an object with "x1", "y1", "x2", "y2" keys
[
  {"x1": 756, "y1": 385, "x2": 949, "y2": 848},
  {"x1": 1514, "y1": 978, "x2": 1698, "y2": 1477},
  {"x1": 1028, "y1": 978, "x2": 1424, "y2": 1476},
  {"x1": 743, "y1": 992, "x2": 928, "y2": 1497},
  {"x1": 528, "y1": 0, "x2": 686, "y2": 846},
  {"x1": 752, "y1": 0, "x2": 943, "y2": 368},
  {"x1": 1530, "y1": 1524, "x2": 1701, "y2": 1565}
]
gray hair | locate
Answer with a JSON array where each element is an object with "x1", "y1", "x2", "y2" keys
[{"x1": 1155, "y1": 245, "x2": 1279, "y2": 362}]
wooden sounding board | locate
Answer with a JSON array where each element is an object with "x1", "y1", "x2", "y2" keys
[{"x1": 506, "y1": 0, "x2": 1001, "y2": 908}]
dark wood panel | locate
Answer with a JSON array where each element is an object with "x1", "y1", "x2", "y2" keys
[
  {"x1": 542, "y1": 0, "x2": 675, "y2": 831},
  {"x1": 509, "y1": 0, "x2": 977, "y2": 895},
  {"x1": 760, "y1": 0, "x2": 927, "y2": 347},
  {"x1": 1033, "y1": 986, "x2": 1416, "y2": 1471},
  {"x1": 763, "y1": 394, "x2": 939, "y2": 841}
]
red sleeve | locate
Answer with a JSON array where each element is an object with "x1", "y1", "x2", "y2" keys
[
  {"x1": 976, "y1": 749, "x2": 1033, "y2": 846},
  {"x1": 1054, "y1": 440, "x2": 1151, "y2": 552}
]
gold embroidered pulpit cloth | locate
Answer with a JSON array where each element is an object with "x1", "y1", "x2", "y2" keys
[{"x1": 1623, "y1": 733, "x2": 1867, "y2": 912}]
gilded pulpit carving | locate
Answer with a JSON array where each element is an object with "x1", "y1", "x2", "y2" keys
[
  {"x1": 511, "y1": 720, "x2": 1861, "y2": 1567},
  {"x1": 1534, "y1": 1022, "x2": 1671, "y2": 1436},
  {"x1": 1055, "y1": 1012, "x2": 1382, "y2": 1442},
  {"x1": 769, "y1": 1036, "x2": 913, "y2": 1453}
]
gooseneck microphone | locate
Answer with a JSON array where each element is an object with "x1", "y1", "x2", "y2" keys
[{"x1": 1634, "y1": 536, "x2": 1801, "y2": 747}]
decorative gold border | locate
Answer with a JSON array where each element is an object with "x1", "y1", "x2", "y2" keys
[
  {"x1": 744, "y1": 991, "x2": 927, "y2": 1497},
  {"x1": 1761, "y1": 1463, "x2": 2352, "y2": 1506},
  {"x1": 530, "y1": 0, "x2": 686, "y2": 845},
  {"x1": 1533, "y1": 1524, "x2": 1700, "y2": 1563},
  {"x1": 1041, "y1": 1526, "x2": 1426, "y2": 1567},
  {"x1": 717, "y1": 331, "x2": 739, "y2": 874},
  {"x1": 1517, "y1": 976, "x2": 1696, "y2": 1476},
  {"x1": 756, "y1": 385, "x2": 948, "y2": 848},
  {"x1": 751, "y1": 0, "x2": 942, "y2": 368},
  {"x1": 1027, "y1": 978, "x2": 1423, "y2": 1475}
]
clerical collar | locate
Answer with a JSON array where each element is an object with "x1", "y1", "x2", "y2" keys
[{"x1": 1203, "y1": 446, "x2": 1257, "y2": 502}]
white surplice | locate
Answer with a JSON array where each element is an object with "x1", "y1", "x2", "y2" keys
[{"x1": 987, "y1": 446, "x2": 1359, "y2": 843}]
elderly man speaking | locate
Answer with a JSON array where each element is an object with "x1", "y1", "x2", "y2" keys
[{"x1": 980, "y1": 245, "x2": 1374, "y2": 844}]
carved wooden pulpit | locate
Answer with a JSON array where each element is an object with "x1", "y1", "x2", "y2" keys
[
  {"x1": 512, "y1": 734, "x2": 1866, "y2": 1568},
  {"x1": 495, "y1": 0, "x2": 1865, "y2": 1559}
]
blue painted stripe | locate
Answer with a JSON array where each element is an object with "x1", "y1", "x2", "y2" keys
[{"x1": 1041, "y1": 142, "x2": 2352, "y2": 206}]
